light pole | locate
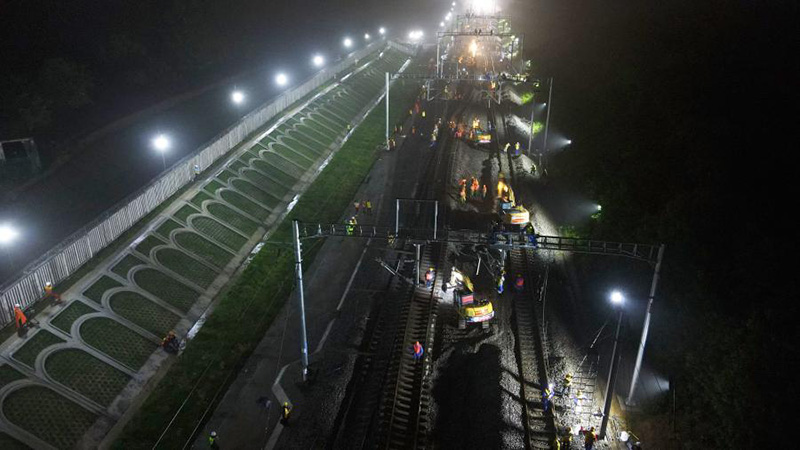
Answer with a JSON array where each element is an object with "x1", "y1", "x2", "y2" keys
[
  {"x1": 601, "y1": 290, "x2": 625, "y2": 439},
  {"x1": 0, "y1": 224, "x2": 19, "y2": 267},
  {"x1": 152, "y1": 134, "x2": 170, "y2": 171},
  {"x1": 275, "y1": 73, "x2": 288, "y2": 87}
]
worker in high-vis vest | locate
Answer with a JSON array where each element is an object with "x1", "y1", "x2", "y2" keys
[
  {"x1": 14, "y1": 304, "x2": 27, "y2": 337},
  {"x1": 44, "y1": 282, "x2": 63, "y2": 304}
]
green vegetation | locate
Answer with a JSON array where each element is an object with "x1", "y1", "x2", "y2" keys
[
  {"x1": 155, "y1": 248, "x2": 219, "y2": 288},
  {"x1": 0, "y1": 364, "x2": 25, "y2": 389},
  {"x1": 108, "y1": 291, "x2": 180, "y2": 336},
  {"x1": 51, "y1": 301, "x2": 97, "y2": 334},
  {"x1": 114, "y1": 76, "x2": 418, "y2": 449},
  {"x1": 45, "y1": 349, "x2": 131, "y2": 406},
  {"x1": 133, "y1": 268, "x2": 199, "y2": 312},
  {"x1": 81, "y1": 317, "x2": 157, "y2": 370},
  {"x1": 83, "y1": 275, "x2": 123, "y2": 303},
  {"x1": 3, "y1": 386, "x2": 97, "y2": 449},
  {"x1": 111, "y1": 254, "x2": 147, "y2": 278},
  {"x1": 13, "y1": 330, "x2": 65, "y2": 367}
]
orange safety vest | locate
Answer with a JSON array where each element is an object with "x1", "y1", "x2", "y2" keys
[
  {"x1": 414, "y1": 342, "x2": 422, "y2": 354},
  {"x1": 425, "y1": 271, "x2": 434, "y2": 281},
  {"x1": 14, "y1": 307, "x2": 27, "y2": 327},
  {"x1": 515, "y1": 277, "x2": 524, "y2": 288}
]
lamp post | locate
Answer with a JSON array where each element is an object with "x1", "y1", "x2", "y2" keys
[
  {"x1": 152, "y1": 134, "x2": 170, "y2": 171},
  {"x1": 0, "y1": 224, "x2": 19, "y2": 267},
  {"x1": 601, "y1": 290, "x2": 625, "y2": 439}
]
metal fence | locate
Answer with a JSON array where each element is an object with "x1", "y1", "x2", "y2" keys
[{"x1": 0, "y1": 41, "x2": 390, "y2": 326}]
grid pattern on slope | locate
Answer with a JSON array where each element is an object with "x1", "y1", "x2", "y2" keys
[
  {"x1": 173, "y1": 231, "x2": 234, "y2": 269},
  {"x1": 3, "y1": 386, "x2": 97, "y2": 450},
  {"x1": 50, "y1": 301, "x2": 96, "y2": 335},
  {"x1": 45, "y1": 348, "x2": 131, "y2": 406},
  {"x1": 111, "y1": 253, "x2": 146, "y2": 278},
  {"x1": 133, "y1": 268, "x2": 199, "y2": 312},
  {"x1": 83, "y1": 275, "x2": 122, "y2": 303},
  {"x1": 108, "y1": 291, "x2": 180, "y2": 336},
  {"x1": 80, "y1": 317, "x2": 157, "y2": 370},
  {"x1": 192, "y1": 216, "x2": 248, "y2": 250},
  {"x1": 207, "y1": 203, "x2": 260, "y2": 235},
  {"x1": 12, "y1": 330, "x2": 65, "y2": 368},
  {"x1": 156, "y1": 247, "x2": 219, "y2": 288}
]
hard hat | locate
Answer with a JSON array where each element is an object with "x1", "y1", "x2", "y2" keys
[
  {"x1": 45, "y1": 282, "x2": 52, "y2": 287},
  {"x1": 566, "y1": 427, "x2": 572, "y2": 432},
  {"x1": 14, "y1": 303, "x2": 21, "y2": 308},
  {"x1": 589, "y1": 427, "x2": 595, "y2": 432},
  {"x1": 429, "y1": 267, "x2": 434, "y2": 270},
  {"x1": 168, "y1": 331, "x2": 175, "y2": 336},
  {"x1": 284, "y1": 402, "x2": 289, "y2": 406},
  {"x1": 210, "y1": 431, "x2": 217, "y2": 437}
]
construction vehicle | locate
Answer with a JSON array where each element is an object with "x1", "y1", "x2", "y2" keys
[
  {"x1": 449, "y1": 267, "x2": 493, "y2": 330},
  {"x1": 496, "y1": 173, "x2": 531, "y2": 229},
  {"x1": 455, "y1": 290, "x2": 494, "y2": 330}
]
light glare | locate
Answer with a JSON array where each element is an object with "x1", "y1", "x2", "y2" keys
[
  {"x1": 379, "y1": 27, "x2": 386, "y2": 35},
  {"x1": 312, "y1": 54, "x2": 325, "y2": 67},
  {"x1": 610, "y1": 291, "x2": 624, "y2": 305},
  {"x1": 152, "y1": 134, "x2": 170, "y2": 152},
  {"x1": 231, "y1": 90, "x2": 245, "y2": 104},
  {"x1": 0, "y1": 224, "x2": 19, "y2": 245},
  {"x1": 275, "y1": 73, "x2": 288, "y2": 86},
  {"x1": 343, "y1": 37, "x2": 353, "y2": 48}
]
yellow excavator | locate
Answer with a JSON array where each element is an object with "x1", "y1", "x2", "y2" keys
[
  {"x1": 450, "y1": 268, "x2": 494, "y2": 330},
  {"x1": 497, "y1": 173, "x2": 530, "y2": 228}
]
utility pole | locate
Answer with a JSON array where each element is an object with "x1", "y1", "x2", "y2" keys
[
  {"x1": 386, "y1": 72, "x2": 390, "y2": 149},
  {"x1": 601, "y1": 306, "x2": 624, "y2": 439},
  {"x1": 527, "y1": 97, "x2": 535, "y2": 157},
  {"x1": 627, "y1": 244, "x2": 666, "y2": 404},
  {"x1": 292, "y1": 220, "x2": 310, "y2": 381},
  {"x1": 541, "y1": 77, "x2": 553, "y2": 174}
]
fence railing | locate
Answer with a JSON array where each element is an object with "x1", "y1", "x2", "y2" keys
[{"x1": 0, "y1": 40, "x2": 391, "y2": 325}]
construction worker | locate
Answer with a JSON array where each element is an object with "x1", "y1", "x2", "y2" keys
[
  {"x1": 421, "y1": 110, "x2": 426, "y2": 118},
  {"x1": 208, "y1": 431, "x2": 219, "y2": 449},
  {"x1": 470, "y1": 178, "x2": 480, "y2": 198},
  {"x1": 425, "y1": 267, "x2": 435, "y2": 288},
  {"x1": 542, "y1": 383, "x2": 555, "y2": 413},
  {"x1": 524, "y1": 222, "x2": 538, "y2": 248},
  {"x1": 44, "y1": 282, "x2": 62, "y2": 304},
  {"x1": 560, "y1": 427, "x2": 573, "y2": 449},
  {"x1": 503, "y1": 142, "x2": 511, "y2": 154},
  {"x1": 162, "y1": 331, "x2": 180, "y2": 354},
  {"x1": 514, "y1": 274, "x2": 524, "y2": 293},
  {"x1": 389, "y1": 137, "x2": 396, "y2": 151},
  {"x1": 581, "y1": 426, "x2": 598, "y2": 450},
  {"x1": 14, "y1": 304, "x2": 27, "y2": 337},
  {"x1": 354, "y1": 201, "x2": 361, "y2": 214},
  {"x1": 482, "y1": 184, "x2": 488, "y2": 199},
  {"x1": 346, "y1": 123, "x2": 352, "y2": 131},
  {"x1": 497, "y1": 270, "x2": 506, "y2": 294},
  {"x1": 515, "y1": 141, "x2": 521, "y2": 156},
  {"x1": 387, "y1": 232, "x2": 396, "y2": 247},
  {"x1": 459, "y1": 185, "x2": 467, "y2": 204},
  {"x1": 563, "y1": 373, "x2": 573, "y2": 395},
  {"x1": 365, "y1": 200, "x2": 373, "y2": 215},
  {"x1": 412, "y1": 341, "x2": 424, "y2": 360},
  {"x1": 346, "y1": 216, "x2": 357, "y2": 235},
  {"x1": 281, "y1": 402, "x2": 291, "y2": 425}
]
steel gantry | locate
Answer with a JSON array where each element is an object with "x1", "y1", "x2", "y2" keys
[{"x1": 288, "y1": 218, "x2": 664, "y2": 399}]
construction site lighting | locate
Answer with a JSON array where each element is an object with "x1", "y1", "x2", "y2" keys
[
  {"x1": 567, "y1": 139, "x2": 573, "y2": 145},
  {"x1": 152, "y1": 134, "x2": 170, "y2": 152},
  {"x1": 231, "y1": 90, "x2": 245, "y2": 105},
  {"x1": 0, "y1": 224, "x2": 19, "y2": 245},
  {"x1": 343, "y1": 37, "x2": 353, "y2": 48},
  {"x1": 440, "y1": 21, "x2": 445, "y2": 27},
  {"x1": 312, "y1": 54, "x2": 325, "y2": 67},
  {"x1": 452, "y1": 1, "x2": 456, "y2": 5},
  {"x1": 610, "y1": 290, "x2": 625, "y2": 305},
  {"x1": 275, "y1": 73, "x2": 289, "y2": 86},
  {"x1": 469, "y1": 40, "x2": 478, "y2": 58},
  {"x1": 364, "y1": 33, "x2": 371, "y2": 40},
  {"x1": 379, "y1": 27, "x2": 386, "y2": 35}
]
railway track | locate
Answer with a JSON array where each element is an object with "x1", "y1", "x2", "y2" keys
[
  {"x1": 509, "y1": 248, "x2": 558, "y2": 449},
  {"x1": 375, "y1": 242, "x2": 442, "y2": 449}
]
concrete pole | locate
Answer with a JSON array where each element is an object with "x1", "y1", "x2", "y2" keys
[
  {"x1": 601, "y1": 308, "x2": 623, "y2": 439},
  {"x1": 414, "y1": 243, "x2": 422, "y2": 286},
  {"x1": 433, "y1": 200, "x2": 439, "y2": 240},
  {"x1": 436, "y1": 40, "x2": 441, "y2": 77},
  {"x1": 542, "y1": 77, "x2": 553, "y2": 155},
  {"x1": 395, "y1": 199, "x2": 400, "y2": 235},
  {"x1": 541, "y1": 77, "x2": 553, "y2": 174},
  {"x1": 386, "y1": 72, "x2": 390, "y2": 148},
  {"x1": 292, "y1": 220, "x2": 310, "y2": 381},
  {"x1": 527, "y1": 98, "x2": 535, "y2": 156},
  {"x1": 626, "y1": 244, "x2": 666, "y2": 404}
]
